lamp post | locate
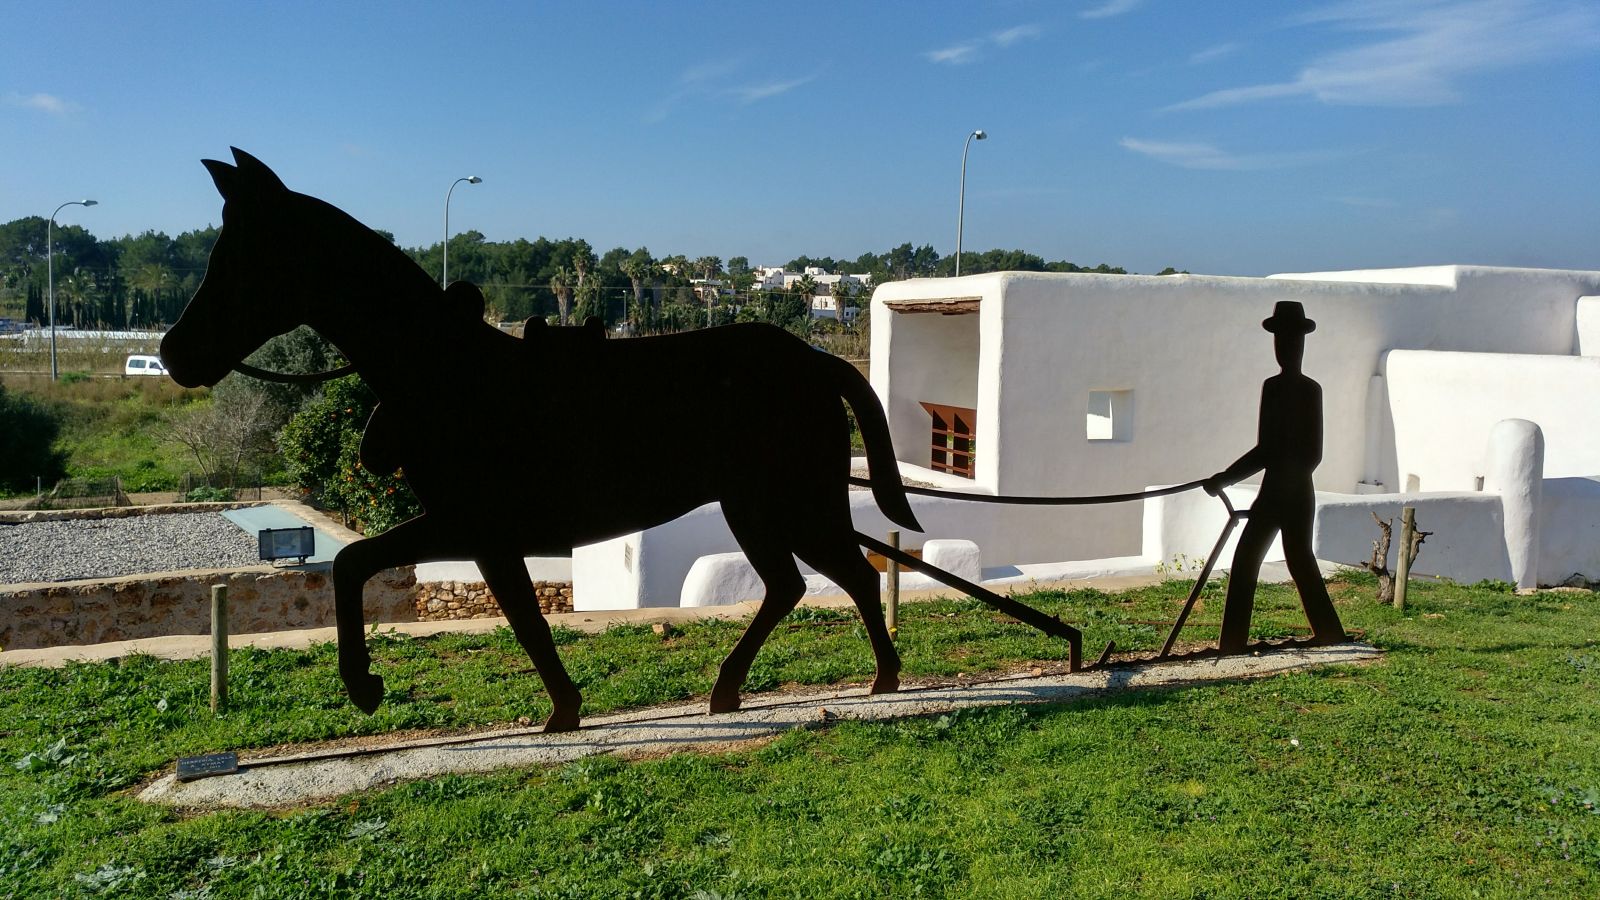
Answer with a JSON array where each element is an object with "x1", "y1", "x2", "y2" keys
[
  {"x1": 955, "y1": 129, "x2": 986, "y2": 277},
  {"x1": 442, "y1": 175, "x2": 482, "y2": 287},
  {"x1": 48, "y1": 199, "x2": 98, "y2": 381}
]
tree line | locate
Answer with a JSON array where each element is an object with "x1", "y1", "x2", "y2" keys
[{"x1": 0, "y1": 215, "x2": 1167, "y2": 335}]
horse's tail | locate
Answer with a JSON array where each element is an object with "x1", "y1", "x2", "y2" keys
[{"x1": 829, "y1": 354, "x2": 922, "y2": 532}]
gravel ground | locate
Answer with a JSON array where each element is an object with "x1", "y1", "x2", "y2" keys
[{"x1": 0, "y1": 512, "x2": 261, "y2": 585}]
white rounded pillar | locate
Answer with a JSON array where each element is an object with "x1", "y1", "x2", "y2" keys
[{"x1": 1484, "y1": 418, "x2": 1544, "y2": 589}]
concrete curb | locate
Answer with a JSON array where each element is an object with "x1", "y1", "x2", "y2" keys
[{"x1": 139, "y1": 643, "x2": 1381, "y2": 809}]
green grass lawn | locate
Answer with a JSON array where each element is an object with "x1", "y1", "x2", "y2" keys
[{"x1": 3, "y1": 574, "x2": 1597, "y2": 898}]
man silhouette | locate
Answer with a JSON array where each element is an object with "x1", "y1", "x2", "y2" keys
[{"x1": 1203, "y1": 301, "x2": 1346, "y2": 652}]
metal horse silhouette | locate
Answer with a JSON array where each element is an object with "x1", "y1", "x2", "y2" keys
[{"x1": 160, "y1": 148, "x2": 921, "y2": 732}]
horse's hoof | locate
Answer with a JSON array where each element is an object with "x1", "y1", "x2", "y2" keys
[
  {"x1": 344, "y1": 672, "x2": 385, "y2": 714},
  {"x1": 543, "y1": 707, "x2": 581, "y2": 733},
  {"x1": 708, "y1": 690, "x2": 742, "y2": 714},
  {"x1": 870, "y1": 673, "x2": 900, "y2": 695}
]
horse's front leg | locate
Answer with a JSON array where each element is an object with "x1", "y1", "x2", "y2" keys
[{"x1": 332, "y1": 515, "x2": 440, "y2": 713}]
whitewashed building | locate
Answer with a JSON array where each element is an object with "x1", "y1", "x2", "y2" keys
[{"x1": 868, "y1": 264, "x2": 1600, "y2": 590}]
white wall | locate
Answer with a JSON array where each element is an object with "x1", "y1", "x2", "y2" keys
[
  {"x1": 872, "y1": 282, "x2": 992, "y2": 480},
  {"x1": 595, "y1": 490, "x2": 1116, "y2": 607},
  {"x1": 1572, "y1": 297, "x2": 1600, "y2": 355},
  {"x1": 1385, "y1": 350, "x2": 1600, "y2": 491},
  {"x1": 1145, "y1": 484, "x2": 1515, "y2": 585},
  {"x1": 573, "y1": 507, "x2": 724, "y2": 611},
  {"x1": 1539, "y1": 477, "x2": 1600, "y2": 582},
  {"x1": 415, "y1": 558, "x2": 572, "y2": 584}
]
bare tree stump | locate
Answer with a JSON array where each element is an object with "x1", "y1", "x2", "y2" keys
[
  {"x1": 1362, "y1": 512, "x2": 1397, "y2": 604},
  {"x1": 1360, "y1": 510, "x2": 1431, "y2": 607}
]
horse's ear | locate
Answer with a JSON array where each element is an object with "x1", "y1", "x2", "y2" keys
[
  {"x1": 229, "y1": 147, "x2": 288, "y2": 192},
  {"x1": 202, "y1": 159, "x2": 240, "y2": 199}
]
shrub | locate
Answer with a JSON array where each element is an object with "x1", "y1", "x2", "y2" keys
[
  {"x1": 184, "y1": 485, "x2": 235, "y2": 503},
  {"x1": 278, "y1": 375, "x2": 419, "y2": 533},
  {"x1": 0, "y1": 380, "x2": 67, "y2": 493}
]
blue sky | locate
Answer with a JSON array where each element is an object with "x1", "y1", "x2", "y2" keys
[{"x1": 3, "y1": 0, "x2": 1597, "y2": 275}]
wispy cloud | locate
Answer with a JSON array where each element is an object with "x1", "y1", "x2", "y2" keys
[
  {"x1": 992, "y1": 24, "x2": 1043, "y2": 46},
  {"x1": 926, "y1": 23, "x2": 1041, "y2": 64},
  {"x1": 5, "y1": 92, "x2": 78, "y2": 116},
  {"x1": 1081, "y1": 0, "x2": 1143, "y2": 20},
  {"x1": 679, "y1": 58, "x2": 745, "y2": 86},
  {"x1": 730, "y1": 76, "x2": 816, "y2": 103},
  {"x1": 926, "y1": 43, "x2": 981, "y2": 65},
  {"x1": 1120, "y1": 137, "x2": 1347, "y2": 170},
  {"x1": 1189, "y1": 42, "x2": 1242, "y2": 64},
  {"x1": 1167, "y1": 0, "x2": 1600, "y2": 111},
  {"x1": 646, "y1": 58, "x2": 809, "y2": 121}
]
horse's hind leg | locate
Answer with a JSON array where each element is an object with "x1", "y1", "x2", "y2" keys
[
  {"x1": 800, "y1": 538, "x2": 900, "y2": 695},
  {"x1": 477, "y1": 556, "x2": 583, "y2": 732},
  {"x1": 710, "y1": 512, "x2": 807, "y2": 714}
]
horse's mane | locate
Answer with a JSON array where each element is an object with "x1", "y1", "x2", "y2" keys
[{"x1": 296, "y1": 192, "x2": 440, "y2": 297}]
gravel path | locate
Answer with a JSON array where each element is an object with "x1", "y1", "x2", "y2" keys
[{"x1": 0, "y1": 512, "x2": 261, "y2": 585}]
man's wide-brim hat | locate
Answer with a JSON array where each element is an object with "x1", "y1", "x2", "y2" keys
[{"x1": 1263, "y1": 300, "x2": 1316, "y2": 334}]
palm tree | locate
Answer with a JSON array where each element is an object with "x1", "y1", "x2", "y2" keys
[
  {"x1": 570, "y1": 240, "x2": 595, "y2": 289},
  {"x1": 621, "y1": 249, "x2": 654, "y2": 333},
  {"x1": 791, "y1": 273, "x2": 819, "y2": 303},
  {"x1": 695, "y1": 256, "x2": 723, "y2": 281},
  {"x1": 573, "y1": 276, "x2": 605, "y2": 325},
  {"x1": 548, "y1": 267, "x2": 574, "y2": 325},
  {"x1": 127, "y1": 263, "x2": 172, "y2": 329},
  {"x1": 56, "y1": 268, "x2": 98, "y2": 329},
  {"x1": 659, "y1": 254, "x2": 689, "y2": 278}
]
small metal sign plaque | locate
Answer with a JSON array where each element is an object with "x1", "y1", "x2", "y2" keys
[{"x1": 176, "y1": 751, "x2": 239, "y2": 782}]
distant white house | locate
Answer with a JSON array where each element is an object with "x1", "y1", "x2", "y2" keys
[
  {"x1": 809, "y1": 295, "x2": 859, "y2": 323},
  {"x1": 747, "y1": 266, "x2": 871, "y2": 321}
]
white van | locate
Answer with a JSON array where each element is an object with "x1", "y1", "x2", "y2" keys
[{"x1": 124, "y1": 354, "x2": 168, "y2": 377}]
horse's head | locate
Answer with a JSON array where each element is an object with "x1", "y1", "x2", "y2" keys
[{"x1": 160, "y1": 148, "x2": 320, "y2": 387}]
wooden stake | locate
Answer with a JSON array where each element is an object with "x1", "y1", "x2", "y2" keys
[
  {"x1": 1393, "y1": 506, "x2": 1415, "y2": 611},
  {"x1": 211, "y1": 584, "x2": 229, "y2": 713},
  {"x1": 886, "y1": 530, "x2": 900, "y2": 640}
]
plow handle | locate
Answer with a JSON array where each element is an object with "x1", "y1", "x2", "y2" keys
[
  {"x1": 1157, "y1": 494, "x2": 1247, "y2": 658},
  {"x1": 857, "y1": 532, "x2": 1084, "y2": 671}
]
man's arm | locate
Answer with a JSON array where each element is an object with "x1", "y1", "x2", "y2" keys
[{"x1": 1204, "y1": 446, "x2": 1265, "y2": 496}]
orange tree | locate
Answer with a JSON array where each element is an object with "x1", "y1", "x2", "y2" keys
[{"x1": 277, "y1": 375, "x2": 419, "y2": 533}]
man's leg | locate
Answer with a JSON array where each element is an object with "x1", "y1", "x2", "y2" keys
[
  {"x1": 1281, "y1": 512, "x2": 1346, "y2": 643},
  {"x1": 1218, "y1": 515, "x2": 1276, "y2": 653}
]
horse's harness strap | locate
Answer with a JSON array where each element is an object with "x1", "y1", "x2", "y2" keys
[{"x1": 232, "y1": 362, "x2": 357, "y2": 384}]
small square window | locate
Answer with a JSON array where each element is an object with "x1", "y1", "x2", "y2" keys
[{"x1": 1086, "y1": 390, "x2": 1133, "y2": 441}]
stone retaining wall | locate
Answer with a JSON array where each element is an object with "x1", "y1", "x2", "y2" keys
[
  {"x1": 0, "y1": 567, "x2": 417, "y2": 651},
  {"x1": 413, "y1": 580, "x2": 573, "y2": 620},
  {"x1": 0, "y1": 500, "x2": 267, "y2": 524}
]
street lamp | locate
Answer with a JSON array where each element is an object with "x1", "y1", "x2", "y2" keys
[
  {"x1": 442, "y1": 175, "x2": 482, "y2": 287},
  {"x1": 48, "y1": 199, "x2": 98, "y2": 381},
  {"x1": 955, "y1": 129, "x2": 986, "y2": 277}
]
